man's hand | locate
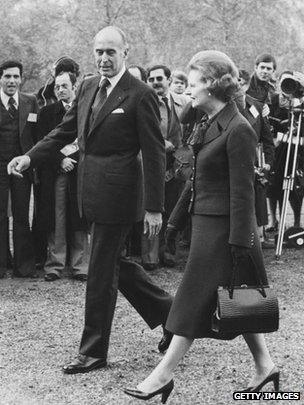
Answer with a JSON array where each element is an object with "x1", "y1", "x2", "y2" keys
[
  {"x1": 143, "y1": 211, "x2": 162, "y2": 238},
  {"x1": 7, "y1": 155, "x2": 31, "y2": 177},
  {"x1": 61, "y1": 157, "x2": 77, "y2": 172},
  {"x1": 164, "y1": 140, "x2": 175, "y2": 152}
]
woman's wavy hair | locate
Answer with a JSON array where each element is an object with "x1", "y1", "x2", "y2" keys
[{"x1": 188, "y1": 50, "x2": 239, "y2": 102}]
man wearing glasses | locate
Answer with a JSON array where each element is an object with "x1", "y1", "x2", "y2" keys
[
  {"x1": 146, "y1": 65, "x2": 188, "y2": 270},
  {"x1": 35, "y1": 71, "x2": 89, "y2": 282}
]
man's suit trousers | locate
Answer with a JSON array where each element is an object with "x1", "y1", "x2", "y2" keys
[
  {"x1": 44, "y1": 174, "x2": 89, "y2": 276},
  {"x1": 79, "y1": 222, "x2": 173, "y2": 359},
  {"x1": 0, "y1": 165, "x2": 35, "y2": 276}
]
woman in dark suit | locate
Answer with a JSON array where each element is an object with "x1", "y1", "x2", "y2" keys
[{"x1": 124, "y1": 50, "x2": 278, "y2": 403}]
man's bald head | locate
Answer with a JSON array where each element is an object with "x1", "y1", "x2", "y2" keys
[
  {"x1": 93, "y1": 26, "x2": 129, "y2": 77},
  {"x1": 94, "y1": 26, "x2": 128, "y2": 51}
]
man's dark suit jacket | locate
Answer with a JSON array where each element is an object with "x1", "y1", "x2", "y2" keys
[
  {"x1": 0, "y1": 92, "x2": 38, "y2": 157},
  {"x1": 28, "y1": 71, "x2": 166, "y2": 224},
  {"x1": 0, "y1": 92, "x2": 38, "y2": 177},
  {"x1": 35, "y1": 101, "x2": 85, "y2": 232}
]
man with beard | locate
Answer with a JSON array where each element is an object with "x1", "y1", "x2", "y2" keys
[{"x1": 8, "y1": 26, "x2": 173, "y2": 372}]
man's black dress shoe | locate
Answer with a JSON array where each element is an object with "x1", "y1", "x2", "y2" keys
[
  {"x1": 158, "y1": 326, "x2": 173, "y2": 353},
  {"x1": 63, "y1": 354, "x2": 107, "y2": 374},
  {"x1": 44, "y1": 273, "x2": 60, "y2": 282},
  {"x1": 72, "y1": 274, "x2": 87, "y2": 282}
]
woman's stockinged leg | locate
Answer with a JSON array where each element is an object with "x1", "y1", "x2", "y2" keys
[
  {"x1": 243, "y1": 333, "x2": 275, "y2": 386},
  {"x1": 137, "y1": 335, "x2": 194, "y2": 393}
]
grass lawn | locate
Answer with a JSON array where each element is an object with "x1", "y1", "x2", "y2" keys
[{"x1": 0, "y1": 246, "x2": 303, "y2": 405}]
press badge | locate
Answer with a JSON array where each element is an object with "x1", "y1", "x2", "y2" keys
[
  {"x1": 249, "y1": 105, "x2": 259, "y2": 119},
  {"x1": 27, "y1": 113, "x2": 37, "y2": 122}
]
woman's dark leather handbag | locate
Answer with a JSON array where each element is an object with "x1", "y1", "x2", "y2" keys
[{"x1": 212, "y1": 255, "x2": 279, "y2": 334}]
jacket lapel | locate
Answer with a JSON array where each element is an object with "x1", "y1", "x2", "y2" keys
[
  {"x1": 81, "y1": 76, "x2": 100, "y2": 127},
  {"x1": 201, "y1": 101, "x2": 239, "y2": 146},
  {"x1": 87, "y1": 71, "x2": 129, "y2": 138},
  {"x1": 201, "y1": 120, "x2": 222, "y2": 146},
  {"x1": 18, "y1": 93, "x2": 32, "y2": 136},
  {"x1": 55, "y1": 101, "x2": 65, "y2": 122}
]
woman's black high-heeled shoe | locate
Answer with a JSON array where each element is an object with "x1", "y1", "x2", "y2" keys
[
  {"x1": 124, "y1": 379, "x2": 174, "y2": 403},
  {"x1": 241, "y1": 367, "x2": 280, "y2": 392}
]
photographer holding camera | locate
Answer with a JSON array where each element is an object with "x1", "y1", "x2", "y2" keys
[{"x1": 267, "y1": 71, "x2": 304, "y2": 232}]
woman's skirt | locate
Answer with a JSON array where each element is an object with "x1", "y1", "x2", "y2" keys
[{"x1": 165, "y1": 214, "x2": 267, "y2": 339}]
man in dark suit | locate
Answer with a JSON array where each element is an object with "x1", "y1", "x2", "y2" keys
[
  {"x1": 8, "y1": 26, "x2": 173, "y2": 372},
  {"x1": 36, "y1": 71, "x2": 89, "y2": 281},
  {"x1": 0, "y1": 60, "x2": 38, "y2": 278},
  {"x1": 144, "y1": 65, "x2": 188, "y2": 269}
]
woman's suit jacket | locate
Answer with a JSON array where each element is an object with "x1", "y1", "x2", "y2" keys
[{"x1": 171, "y1": 101, "x2": 258, "y2": 248}]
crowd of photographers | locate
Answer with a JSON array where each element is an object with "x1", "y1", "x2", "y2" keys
[{"x1": 1, "y1": 51, "x2": 303, "y2": 280}]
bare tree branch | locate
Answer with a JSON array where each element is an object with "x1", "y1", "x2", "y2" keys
[{"x1": 112, "y1": 0, "x2": 125, "y2": 22}]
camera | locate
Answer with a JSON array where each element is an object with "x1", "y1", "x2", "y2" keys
[{"x1": 280, "y1": 71, "x2": 304, "y2": 99}]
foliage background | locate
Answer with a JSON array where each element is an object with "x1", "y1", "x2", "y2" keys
[{"x1": 0, "y1": 0, "x2": 304, "y2": 92}]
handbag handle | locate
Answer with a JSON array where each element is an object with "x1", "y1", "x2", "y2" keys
[{"x1": 228, "y1": 254, "x2": 267, "y2": 299}]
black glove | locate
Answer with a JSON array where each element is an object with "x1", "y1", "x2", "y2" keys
[
  {"x1": 230, "y1": 245, "x2": 251, "y2": 262},
  {"x1": 165, "y1": 225, "x2": 178, "y2": 255}
]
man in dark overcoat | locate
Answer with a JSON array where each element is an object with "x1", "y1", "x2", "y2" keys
[{"x1": 8, "y1": 26, "x2": 173, "y2": 372}]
